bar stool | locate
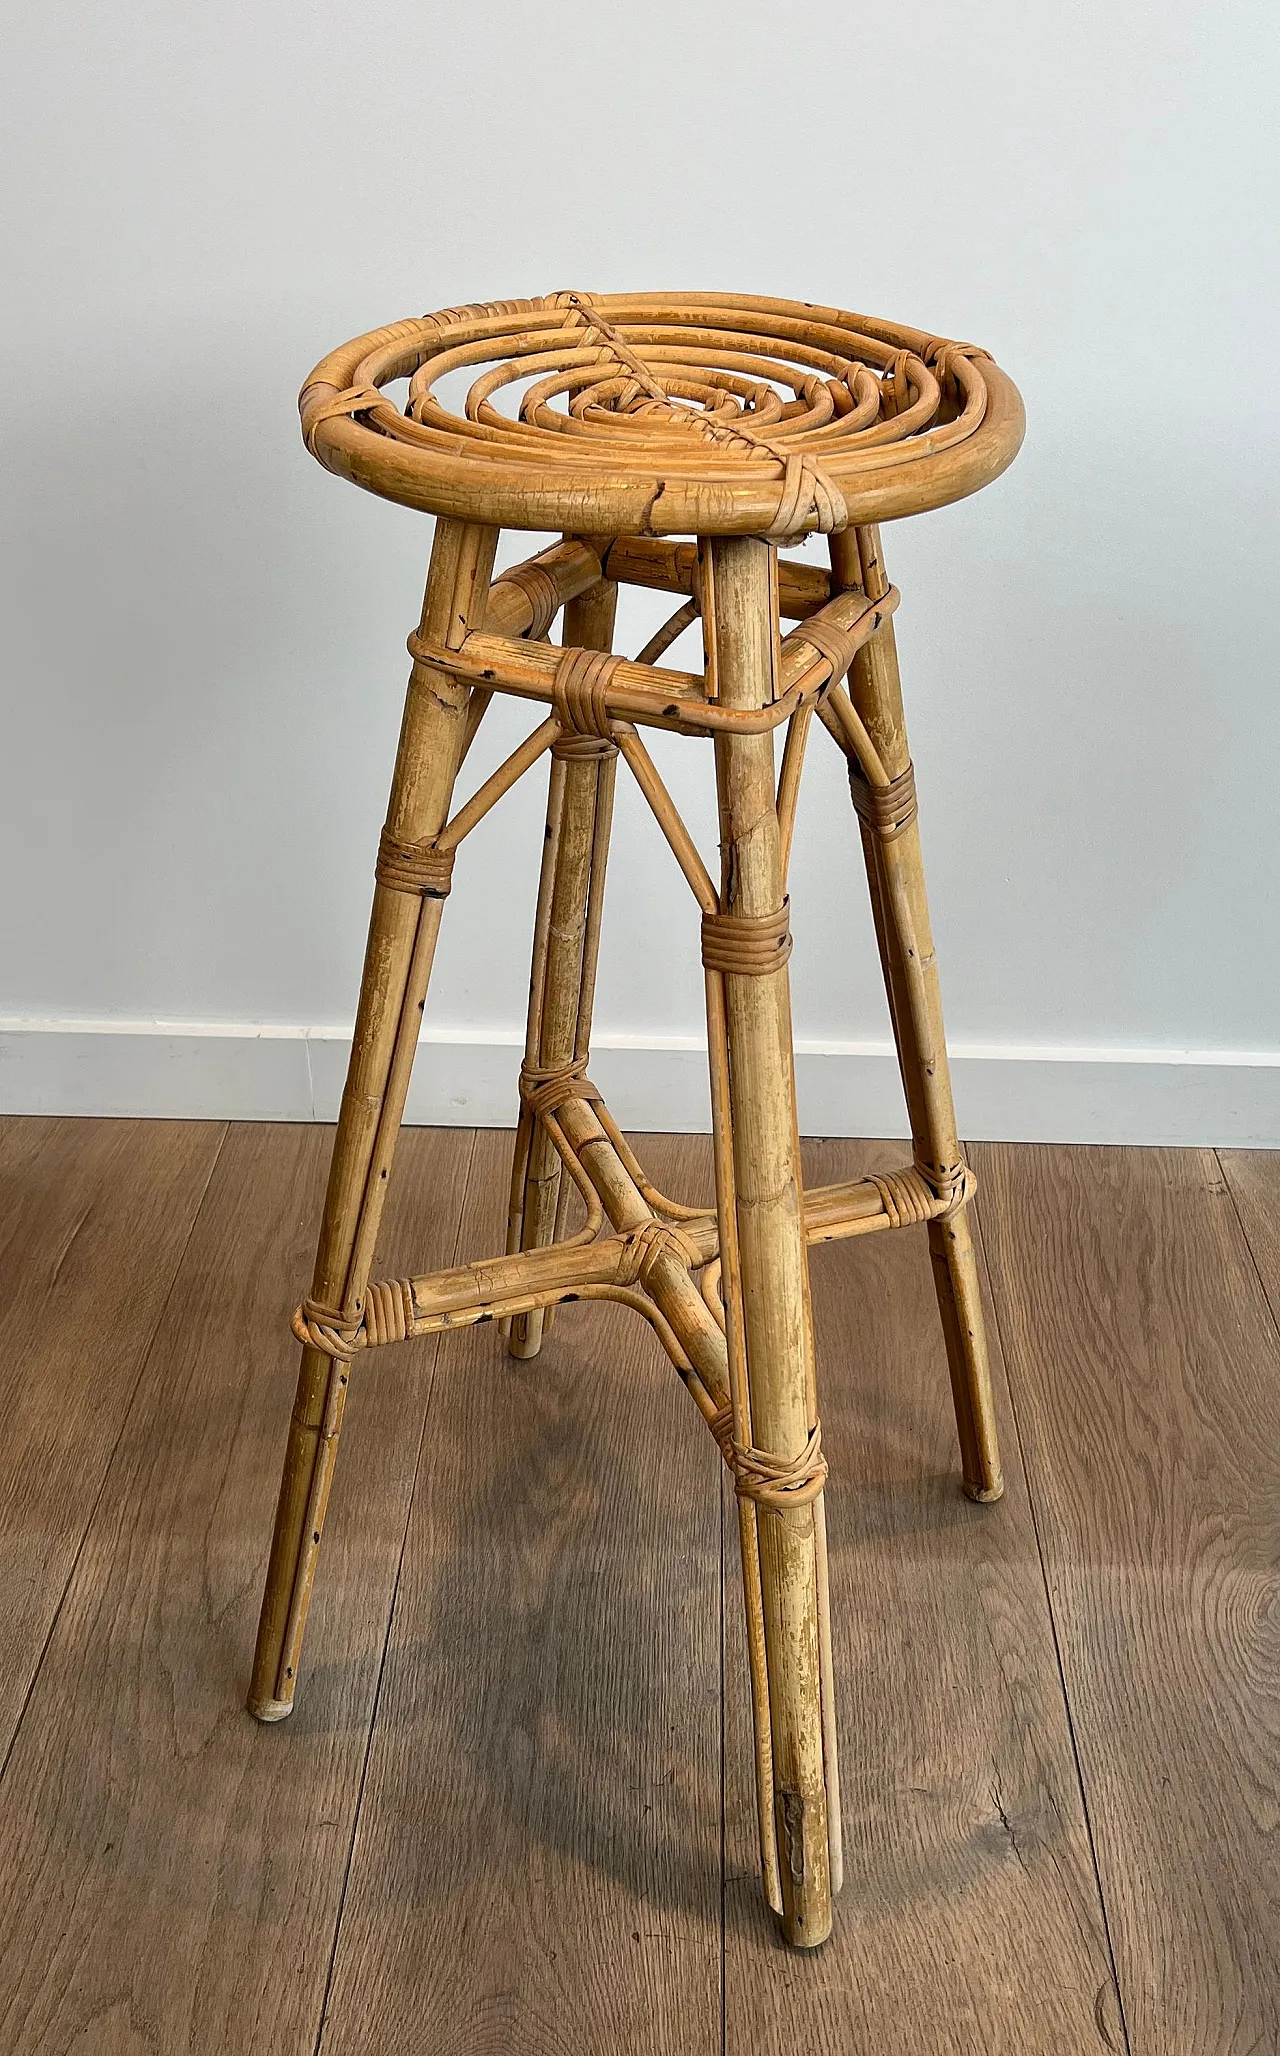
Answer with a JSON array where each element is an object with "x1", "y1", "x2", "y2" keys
[{"x1": 248, "y1": 291, "x2": 1024, "y2": 1949}]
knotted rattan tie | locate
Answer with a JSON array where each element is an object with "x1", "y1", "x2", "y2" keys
[
  {"x1": 301, "y1": 383, "x2": 384, "y2": 455},
  {"x1": 293, "y1": 1277, "x2": 414, "y2": 1359},
  {"x1": 518, "y1": 1055, "x2": 601, "y2": 1120},
  {"x1": 552, "y1": 645, "x2": 621, "y2": 742},
  {"x1": 704, "y1": 1405, "x2": 828, "y2": 1513},
  {"x1": 552, "y1": 292, "x2": 848, "y2": 544},
  {"x1": 849, "y1": 764, "x2": 918, "y2": 842},
  {"x1": 925, "y1": 337, "x2": 993, "y2": 396},
  {"x1": 731, "y1": 1424, "x2": 828, "y2": 1512},
  {"x1": 615, "y1": 1219, "x2": 705, "y2": 1290},
  {"x1": 499, "y1": 558, "x2": 562, "y2": 641},
  {"x1": 918, "y1": 1157, "x2": 977, "y2": 1220},
  {"x1": 701, "y1": 902, "x2": 793, "y2": 977},
  {"x1": 800, "y1": 612, "x2": 867, "y2": 689},
  {"x1": 375, "y1": 826, "x2": 456, "y2": 897},
  {"x1": 552, "y1": 730, "x2": 617, "y2": 761}
]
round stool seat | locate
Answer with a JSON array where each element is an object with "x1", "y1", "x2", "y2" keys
[{"x1": 301, "y1": 290, "x2": 1024, "y2": 539}]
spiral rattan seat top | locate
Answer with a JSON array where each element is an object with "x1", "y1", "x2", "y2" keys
[{"x1": 300, "y1": 291, "x2": 1024, "y2": 539}]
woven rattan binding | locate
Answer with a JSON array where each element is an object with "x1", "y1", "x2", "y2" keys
[
  {"x1": 701, "y1": 902, "x2": 793, "y2": 976},
  {"x1": 375, "y1": 827, "x2": 456, "y2": 897}
]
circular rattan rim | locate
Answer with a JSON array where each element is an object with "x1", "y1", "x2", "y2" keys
[{"x1": 300, "y1": 291, "x2": 1025, "y2": 537}]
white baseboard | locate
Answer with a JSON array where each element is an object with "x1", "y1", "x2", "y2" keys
[{"x1": 3, "y1": 1016, "x2": 1280, "y2": 1146}]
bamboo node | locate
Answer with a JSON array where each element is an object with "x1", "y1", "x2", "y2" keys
[
  {"x1": 375, "y1": 826, "x2": 456, "y2": 897},
  {"x1": 614, "y1": 1219, "x2": 705, "y2": 1290},
  {"x1": 850, "y1": 763, "x2": 918, "y2": 841},
  {"x1": 518, "y1": 1056, "x2": 601, "y2": 1121},
  {"x1": 701, "y1": 902, "x2": 793, "y2": 977},
  {"x1": 552, "y1": 645, "x2": 622, "y2": 738}
]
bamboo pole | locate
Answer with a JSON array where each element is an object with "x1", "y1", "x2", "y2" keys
[
  {"x1": 306, "y1": 1158, "x2": 966, "y2": 1354},
  {"x1": 410, "y1": 580, "x2": 895, "y2": 740},
  {"x1": 248, "y1": 516, "x2": 497, "y2": 1721},
  {"x1": 551, "y1": 1096, "x2": 729, "y2": 1389},
  {"x1": 705, "y1": 535, "x2": 833, "y2": 1947},
  {"x1": 509, "y1": 557, "x2": 618, "y2": 1355},
  {"x1": 776, "y1": 702, "x2": 815, "y2": 887},
  {"x1": 603, "y1": 537, "x2": 832, "y2": 618},
  {"x1": 833, "y1": 525, "x2": 1002, "y2": 1501},
  {"x1": 486, "y1": 538, "x2": 602, "y2": 634},
  {"x1": 502, "y1": 751, "x2": 565, "y2": 1334}
]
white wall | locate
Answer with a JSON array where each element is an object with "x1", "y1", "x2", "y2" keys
[{"x1": 2, "y1": 1, "x2": 1278, "y2": 1142}]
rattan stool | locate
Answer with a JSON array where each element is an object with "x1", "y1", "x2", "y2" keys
[{"x1": 248, "y1": 292, "x2": 1024, "y2": 1948}]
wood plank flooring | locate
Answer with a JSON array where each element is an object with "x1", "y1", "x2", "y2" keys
[{"x1": 0, "y1": 1117, "x2": 1275, "y2": 2053}]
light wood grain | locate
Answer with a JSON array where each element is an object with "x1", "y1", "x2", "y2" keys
[
  {"x1": 1220, "y1": 1148, "x2": 1280, "y2": 1330},
  {"x1": 316, "y1": 1131, "x2": 722, "y2": 2056},
  {"x1": 0, "y1": 1120, "x2": 474, "y2": 2056},
  {"x1": 0, "y1": 1114, "x2": 224, "y2": 1758},
  {"x1": 1, "y1": 1119, "x2": 1274, "y2": 2047},
  {"x1": 725, "y1": 1139, "x2": 1120, "y2": 2053},
  {"x1": 975, "y1": 1142, "x2": 1280, "y2": 2056}
]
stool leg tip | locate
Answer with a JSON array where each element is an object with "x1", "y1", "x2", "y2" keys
[
  {"x1": 507, "y1": 1310, "x2": 545, "y2": 1359},
  {"x1": 247, "y1": 1694, "x2": 296, "y2": 1723},
  {"x1": 777, "y1": 1904, "x2": 833, "y2": 1950},
  {"x1": 963, "y1": 1474, "x2": 1005, "y2": 1504}
]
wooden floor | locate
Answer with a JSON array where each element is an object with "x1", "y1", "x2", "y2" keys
[{"x1": 0, "y1": 1118, "x2": 1276, "y2": 2054}]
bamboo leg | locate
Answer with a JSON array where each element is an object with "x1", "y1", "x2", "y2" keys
[
  {"x1": 832, "y1": 526, "x2": 1003, "y2": 1502},
  {"x1": 705, "y1": 535, "x2": 833, "y2": 1948},
  {"x1": 248, "y1": 517, "x2": 498, "y2": 1720},
  {"x1": 508, "y1": 559, "x2": 618, "y2": 1358}
]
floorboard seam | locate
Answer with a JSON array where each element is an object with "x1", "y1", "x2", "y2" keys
[
  {"x1": 0, "y1": 1119, "x2": 230, "y2": 1788},
  {"x1": 719, "y1": 1478, "x2": 728, "y2": 2056},
  {"x1": 970, "y1": 1161, "x2": 1134, "y2": 2056},
  {"x1": 310, "y1": 1126, "x2": 482, "y2": 2056},
  {"x1": 1215, "y1": 1147, "x2": 1280, "y2": 1346}
]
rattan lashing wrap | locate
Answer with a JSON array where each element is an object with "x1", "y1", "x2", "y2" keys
[
  {"x1": 849, "y1": 762, "x2": 918, "y2": 841},
  {"x1": 499, "y1": 556, "x2": 563, "y2": 640},
  {"x1": 551, "y1": 645, "x2": 622, "y2": 740},
  {"x1": 612, "y1": 1218, "x2": 706, "y2": 1290},
  {"x1": 294, "y1": 1277, "x2": 414, "y2": 1358},
  {"x1": 375, "y1": 825, "x2": 456, "y2": 897},
  {"x1": 706, "y1": 1403, "x2": 829, "y2": 1513},
  {"x1": 516, "y1": 1054, "x2": 600, "y2": 1120},
  {"x1": 701, "y1": 902, "x2": 793, "y2": 976}
]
